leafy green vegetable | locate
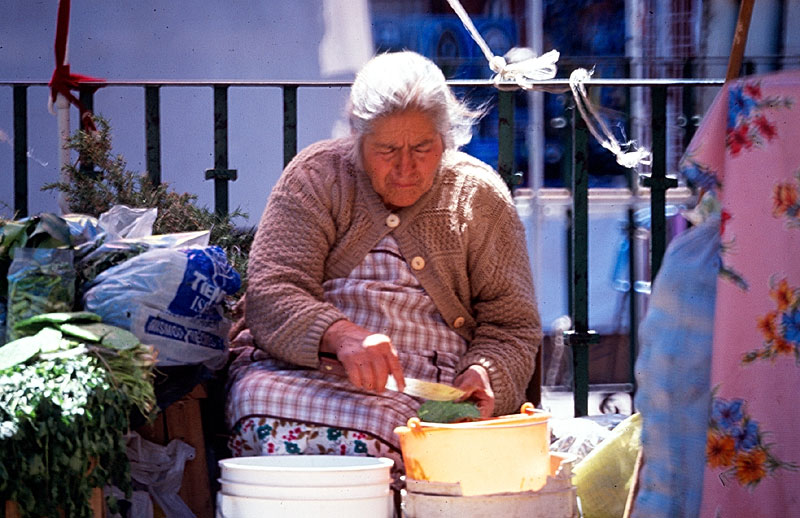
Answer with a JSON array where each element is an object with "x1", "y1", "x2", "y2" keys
[
  {"x1": 6, "y1": 248, "x2": 75, "y2": 343},
  {"x1": 15, "y1": 311, "x2": 102, "y2": 328},
  {"x1": 57, "y1": 322, "x2": 139, "y2": 350},
  {"x1": 57, "y1": 322, "x2": 102, "y2": 342},
  {"x1": 0, "y1": 220, "x2": 28, "y2": 259},
  {"x1": 417, "y1": 400, "x2": 481, "y2": 423},
  {"x1": 0, "y1": 327, "x2": 67, "y2": 370},
  {"x1": 12, "y1": 311, "x2": 101, "y2": 339},
  {"x1": 0, "y1": 214, "x2": 74, "y2": 305},
  {"x1": 25, "y1": 212, "x2": 72, "y2": 249},
  {"x1": 0, "y1": 334, "x2": 43, "y2": 371},
  {"x1": 82, "y1": 323, "x2": 140, "y2": 350},
  {"x1": 0, "y1": 319, "x2": 156, "y2": 518}
]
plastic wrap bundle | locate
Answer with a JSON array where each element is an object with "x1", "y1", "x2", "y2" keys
[
  {"x1": 5, "y1": 248, "x2": 75, "y2": 343},
  {"x1": 83, "y1": 246, "x2": 241, "y2": 368}
]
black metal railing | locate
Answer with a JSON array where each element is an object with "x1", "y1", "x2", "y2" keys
[{"x1": 2, "y1": 77, "x2": 726, "y2": 416}]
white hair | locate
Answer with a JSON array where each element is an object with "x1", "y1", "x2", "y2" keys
[{"x1": 347, "y1": 51, "x2": 484, "y2": 159}]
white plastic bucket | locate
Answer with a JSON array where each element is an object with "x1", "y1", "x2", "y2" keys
[
  {"x1": 216, "y1": 455, "x2": 394, "y2": 518},
  {"x1": 219, "y1": 478, "x2": 390, "y2": 500},
  {"x1": 216, "y1": 492, "x2": 393, "y2": 518}
]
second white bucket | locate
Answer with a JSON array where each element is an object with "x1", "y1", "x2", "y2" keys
[{"x1": 216, "y1": 455, "x2": 394, "y2": 518}]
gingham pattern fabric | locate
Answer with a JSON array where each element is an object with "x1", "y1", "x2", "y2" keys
[{"x1": 225, "y1": 235, "x2": 467, "y2": 450}]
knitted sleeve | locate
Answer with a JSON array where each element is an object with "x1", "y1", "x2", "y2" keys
[
  {"x1": 244, "y1": 146, "x2": 349, "y2": 368},
  {"x1": 458, "y1": 187, "x2": 542, "y2": 415}
]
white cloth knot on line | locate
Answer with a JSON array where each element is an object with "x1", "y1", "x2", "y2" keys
[
  {"x1": 569, "y1": 68, "x2": 652, "y2": 170},
  {"x1": 492, "y1": 49, "x2": 561, "y2": 90},
  {"x1": 445, "y1": 0, "x2": 558, "y2": 89},
  {"x1": 445, "y1": 0, "x2": 648, "y2": 169},
  {"x1": 489, "y1": 55, "x2": 508, "y2": 74}
]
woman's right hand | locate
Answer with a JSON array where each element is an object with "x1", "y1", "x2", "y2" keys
[
  {"x1": 320, "y1": 320, "x2": 405, "y2": 393},
  {"x1": 454, "y1": 364, "x2": 495, "y2": 419}
]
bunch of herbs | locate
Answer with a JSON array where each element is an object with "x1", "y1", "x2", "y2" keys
[{"x1": 43, "y1": 116, "x2": 254, "y2": 297}]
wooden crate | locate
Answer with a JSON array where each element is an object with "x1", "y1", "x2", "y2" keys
[{"x1": 136, "y1": 384, "x2": 213, "y2": 518}]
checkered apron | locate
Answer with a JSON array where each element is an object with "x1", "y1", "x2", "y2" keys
[{"x1": 226, "y1": 235, "x2": 468, "y2": 454}]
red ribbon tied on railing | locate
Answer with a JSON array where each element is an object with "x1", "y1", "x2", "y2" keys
[{"x1": 48, "y1": 0, "x2": 105, "y2": 132}]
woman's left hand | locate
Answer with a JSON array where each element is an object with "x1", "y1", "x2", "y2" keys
[{"x1": 453, "y1": 365, "x2": 494, "y2": 418}]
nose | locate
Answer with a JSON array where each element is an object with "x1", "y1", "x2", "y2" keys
[{"x1": 396, "y1": 147, "x2": 416, "y2": 177}]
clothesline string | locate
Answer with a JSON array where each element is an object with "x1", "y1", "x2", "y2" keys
[{"x1": 444, "y1": 0, "x2": 651, "y2": 170}]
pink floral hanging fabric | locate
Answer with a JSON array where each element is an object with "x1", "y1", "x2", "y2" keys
[{"x1": 683, "y1": 69, "x2": 800, "y2": 516}]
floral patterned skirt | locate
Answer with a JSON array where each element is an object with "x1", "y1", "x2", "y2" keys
[{"x1": 228, "y1": 416, "x2": 406, "y2": 489}]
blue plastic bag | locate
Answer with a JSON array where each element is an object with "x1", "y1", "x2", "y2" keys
[{"x1": 83, "y1": 246, "x2": 241, "y2": 368}]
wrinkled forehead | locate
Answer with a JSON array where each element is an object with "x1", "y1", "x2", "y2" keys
[
  {"x1": 364, "y1": 110, "x2": 441, "y2": 142},
  {"x1": 361, "y1": 106, "x2": 448, "y2": 141}
]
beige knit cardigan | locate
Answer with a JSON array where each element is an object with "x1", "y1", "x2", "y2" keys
[{"x1": 244, "y1": 137, "x2": 542, "y2": 415}]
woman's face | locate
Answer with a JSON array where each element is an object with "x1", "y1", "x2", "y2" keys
[{"x1": 361, "y1": 110, "x2": 445, "y2": 210}]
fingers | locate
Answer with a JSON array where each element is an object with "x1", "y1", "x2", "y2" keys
[
  {"x1": 456, "y1": 386, "x2": 494, "y2": 418},
  {"x1": 456, "y1": 385, "x2": 494, "y2": 419},
  {"x1": 454, "y1": 364, "x2": 495, "y2": 418},
  {"x1": 474, "y1": 393, "x2": 495, "y2": 418},
  {"x1": 361, "y1": 334, "x2": 392, "y2": 391},
  {"x1": 343, "y1": 356, "x2": 364, "y2": 388},
  {"x1": 386, "y1": 350, "x2": 406, "y2": 392},
  {"x1": 231, "y1": 329, "x2": 254, "y2": 347},
  {"x1": 332, "y1": 328, "x2": 403, "y2": 393},
  {"x1": 350, "y1": 333, "x2": 386, "y2": 391},
  {"x1": 360, "y1": 351, "x2": 389, "y2": 392},
  {"x1": 365, "y1": 333, "x2": 405, "y2": 391},
  {"x1": 462, "y1": 389, "x2": 495, "y2": 418}
]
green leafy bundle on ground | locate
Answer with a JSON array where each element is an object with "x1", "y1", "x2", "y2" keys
[
  {"x1": 0, "y1": 312, "x2": 156, "y2": 518},
  {"x1": 43, "y1": 116, "x2": 254, "y2": 297}
]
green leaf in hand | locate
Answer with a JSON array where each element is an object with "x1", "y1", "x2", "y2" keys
[{"x1": 417, "y1": 400, "x2": 481, "y2": 424}]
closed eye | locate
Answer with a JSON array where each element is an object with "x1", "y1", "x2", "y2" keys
[{"x1": 413, "y1": 139, "x2": 434, "y2": 153}]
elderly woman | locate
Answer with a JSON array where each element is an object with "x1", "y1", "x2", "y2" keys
[{"x1": 225, "y1": 51, "x2": 541, "y2": 484}]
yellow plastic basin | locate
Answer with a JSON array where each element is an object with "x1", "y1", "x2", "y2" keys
[{"x1": 394, "y1": 403, "x2": 551, "y2": 496}]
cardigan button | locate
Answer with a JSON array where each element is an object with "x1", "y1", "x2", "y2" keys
[
  {"x1": 453, "y1": 316, "x2": 465, "y2": 328},
  {"x1": 410, "y1": 256, "x2": 425, "y2": 270},
  {"x1": 386, "y1": 214, "x2": 400, "y2": 228}
]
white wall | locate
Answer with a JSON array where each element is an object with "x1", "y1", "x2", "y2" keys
[{"x1": 0, "y1": 1, "x2": 373, "y2": 224}]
